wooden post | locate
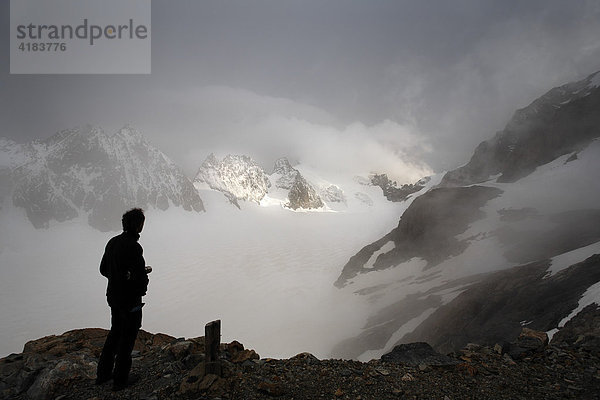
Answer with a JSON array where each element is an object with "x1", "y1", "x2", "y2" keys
[{"x1": 204, "y1": 319, "x2": 222, "y2": 376}]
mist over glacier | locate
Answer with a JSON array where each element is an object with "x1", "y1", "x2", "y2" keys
[{"x1": 0, "y1": 184, "x2": 409, "y2": 359}]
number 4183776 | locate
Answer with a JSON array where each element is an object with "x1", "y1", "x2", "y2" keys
[{"x1": 18, "y1": 42, "x2": 66, "y2": 51}]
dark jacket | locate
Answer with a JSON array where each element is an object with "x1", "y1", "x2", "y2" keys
[{"x1": 100, "y1": 231, "x2": 149, "y2": 309}]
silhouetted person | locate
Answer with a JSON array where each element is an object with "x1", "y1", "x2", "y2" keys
[{"x1": 96, "y1": 208, "x2": 151, "y2": 391}]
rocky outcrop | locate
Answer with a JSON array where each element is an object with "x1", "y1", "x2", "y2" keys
[
  {"x1": 380, "y1": 342, "x2": 459, "y2": 367},
  {"x1": 0, "y1": 328, "x2": 175, "y2": 400},
  {"x1": 441, "y1": 71, "x2": 600, "y2": 186},
  {"x1": 272, "y1": 157, "x2": 328, "y2": 209},
  {"x1": 194, "y1": 154, "x2": 271, "y2": 205},
  {"x1": 552, "y1": 303, "x2": 600, "y2": 355},
  {"x1": 286, "y1": 174, "x2": 324, "y2": 210},
  {"x1": 370, "y1": 174, "x2": 429, "y2": 202},
  {"x1": 2, "y1": 321, "x2": 600, "y2": 399},
  {"x1": 4, "y1": 126, "x2": 204, "y2": 231},
  {"x1": 335, "y1": 185, "x2": 502, "y2": 287}
]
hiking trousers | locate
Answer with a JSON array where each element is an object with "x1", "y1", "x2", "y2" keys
[{"x1": 96, "y1": 306, "x2": 142, "y2": 385}]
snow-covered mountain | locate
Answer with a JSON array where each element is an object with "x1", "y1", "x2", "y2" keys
[
  {"x1": 332, "y1": 71, "x2": 600, "y2": 360},
  {"x1": 1, "y1": 125, "x2": 204, "y2": 231},
  {"x1": 194, "y1": 153, "x2": 432, "y2": 213},
  {"x1": 269, "y1": 158, "x2": 324, "y2": 210},
  {"x1": 272, "y1": 157, "x2": 299, "y2": 190},
  {"x1": 194, "y1": 155, "x2": 332, "y2": 211},
  {"x1": 194, "y1": 154, "x2": 272, "y2": 208}
]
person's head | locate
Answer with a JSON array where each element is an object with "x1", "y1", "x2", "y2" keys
[{"x1": 122, "y1": 208, "x2": 145, "y2": 233}]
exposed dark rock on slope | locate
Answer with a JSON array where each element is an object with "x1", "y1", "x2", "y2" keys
[
  {"x1": 271, "y1": 157, "x2": 325, "y2": 210},
  {"x1": 286, "y1": 174, "x2": 324, "y2": 210},
  {"x1": 441, "y1": 70, "x2": 600, "y2": 186},
  {"x1": 332, "y1": 255, "x2": 600, "y2": 360},
  {"x1": 335, "y1": 185, "x2": 502, "y2": 287},
  {"x1": 497, "y1": 209, "x2": 600, "y2": 264},
  {"x1": 370, "y1": 174, "x2": 429, "y2": 202},
  {"x1": 552, "y1": 303, "x2": 600, "y2": 353},
  {"x1": 401, "y1": 254, "x2": 600, "y2": 354}
]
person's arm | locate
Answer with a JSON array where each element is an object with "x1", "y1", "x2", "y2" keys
[
  {"x1": 99, "y1": 242, "x2": 111, "y2": 278},
  {"x1": 129, "y1": 243, "x2": 149, "y2": 296}
]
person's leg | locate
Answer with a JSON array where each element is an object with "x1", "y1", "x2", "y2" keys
[
  {"x1": 96, "y1": 307, "x2": 122, "y2": 384},
  {"x1": 113, "y1": 309, "x2": 142, "y2": 389}
]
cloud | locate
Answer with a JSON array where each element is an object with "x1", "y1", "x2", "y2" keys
[{"x1": 142, "y1": 86, "x2": 432, "y2": 183}]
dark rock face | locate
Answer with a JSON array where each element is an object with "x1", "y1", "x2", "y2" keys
[
  {"x1": 496, "y1": 209, "x2": 600, "y2": 264},
  {"x1": 400, "y1": 255, "x2": 600, "y2": 355},
  {"x1": 441, "y1": 71, "x2": 600, "y2": 186},
  {"x1": 381, "y1": 342, "x2": 459, "y2": 366},
  {"x1": 370, "y1": 174, "x2": 428, "y2": 202},
  {"x1": 7, "y1": 126, "x2": 204, "y2": 231},
  {"x1": 272, "y1": 157, "x2": 328, "y2": 209},
  {"x1": 286, "y1": 174, "x2": 324, "y2": 210},
  {"x1": 335, "y1": 185, "x2": 502, "y2": 287}
]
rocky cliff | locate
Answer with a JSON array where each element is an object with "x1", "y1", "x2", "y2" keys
[{"x1": 441, "y1": 70, "x2": 600, "y2": 186}]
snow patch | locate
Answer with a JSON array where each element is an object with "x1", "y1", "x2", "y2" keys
[
  {"x1": 357, "y1": 307, "x2": 437, "y2": 362},
  {"x1": 364, "y1": 241, "x2": 395, "y2": 269},
  {"x1": 556, "y1": 282, "x2": 600, "y2": 329},
  {"x1": 547, "y1": 241, "x2": 600, "y2": 276}
]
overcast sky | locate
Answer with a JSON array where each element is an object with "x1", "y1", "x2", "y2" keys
[{"x1": 1, "y1": 0, "x2": 600, "y2": 182}]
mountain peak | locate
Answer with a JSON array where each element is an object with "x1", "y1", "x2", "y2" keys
[
  {"x1": 7, "y1": 126, "x2": 204, "y2": 230},
  {"x1": 441, "y1": 71, "x2": 600, "y2": 186},
  {"x1": 194, "y1": 153, "x2": 271, "y2": 205}
]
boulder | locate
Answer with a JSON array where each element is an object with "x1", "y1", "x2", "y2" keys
[{"x1": 381, "y1": 342, "x2": 459, "y2": 367}]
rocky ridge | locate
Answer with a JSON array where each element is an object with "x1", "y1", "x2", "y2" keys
[
  {"x1": 1, "y1": 126, "x2": 204, "y2": 231},
  {"x1": 270, "y1": 157, "x2": 325, "y2": 210},
  {"x1": 285, "y1": 173, "x2": 324, "y2": 210},
  {"x1": 1, "y1": 307, "x2": 599, "y2": 400},
  {"x1": 441, "y1": 70, "x2": 600, "y2": 186},
  {"x1": 335, "y1": 185, "x2": 503, "y2": 287},
  {"x1": 370, "y1": 174, "x2": 429, "y2": 202}
]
